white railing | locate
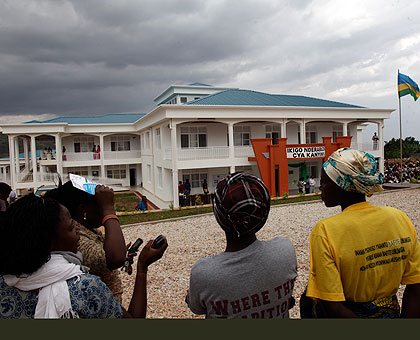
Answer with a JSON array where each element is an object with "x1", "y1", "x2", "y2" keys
[
  {"x1": 350, "y1": 142, "x2": 381, "y2": 152},
  {"x1": 234, "y1": 146, "x2": 255, "y2": 158},
  {"x1": 63, "y1": 152, "x2": 97, "y2": 162},
  {"x1": 178, "y1": 146, "x2": 229, "y2": 160},
  {"x1": 104, "y1": 150, "x2": 141, "y2": 160}
]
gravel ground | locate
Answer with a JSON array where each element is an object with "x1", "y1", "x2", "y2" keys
[{"x1": 120, "y1": 187, "x2": 420, "y2": 318}]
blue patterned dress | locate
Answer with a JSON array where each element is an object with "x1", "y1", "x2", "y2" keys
[{"x1": 0, "y1": 274, "x2": 123, "y2": 318}]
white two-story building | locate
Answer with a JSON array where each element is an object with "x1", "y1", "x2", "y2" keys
[{"x1": 0, "y1": 82, "x2": 393, "y2": 208}]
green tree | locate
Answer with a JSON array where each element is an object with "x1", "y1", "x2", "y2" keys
[{"x1": 385, "y1": 137, "x2": 420, "y2": 159}]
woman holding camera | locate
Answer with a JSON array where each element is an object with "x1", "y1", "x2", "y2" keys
[{"x1": 0, "y1": 193, "x2": 167, "y2": 318}]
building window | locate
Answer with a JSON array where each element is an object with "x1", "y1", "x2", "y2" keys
[
  {"x1": 106, "y1": 165, "x2": 126, "y2": 179},
  {"x1": 332, "y1": 125, "x2": 343, "y2": 142},
  {"x1": 73, "y1": 136, "x2": 94, "y2": 153},
  {"x1": 147, "y1": 164, "x2": 152, "y2": 182},
  {"x1": 67, "y1": 167, "x2": 89, "y2": 177},
  {"x1": 234, "y1": 126, "x2": 251, "y2": 146},
  {"x1": 168, "y1": 98, "x2": 177, "y2": 104},
  {"x1": 180, "y1": 127, "x2": 207, "y2": 148},
  {"x1": 111, "y1": 135, "x2": 131, "y2": 151},
  {"x1": 180, "y1": 97, "x2": 188, "y2": 103},
  {"x1": 305, "y1": 126, "x2": 317, "y2": 144},
  {"x1": 157, "y1": 166, "x2": 163, "y2": 188},
  {"x1": 265, "y1": 124, "x2": 281, "y2": 144},
  {"x1": 182, "y1": 170, "x2": 207, "y2": 188},
  {"x1": 155, "y1": 128, "x2": 161, "y2": 150}
]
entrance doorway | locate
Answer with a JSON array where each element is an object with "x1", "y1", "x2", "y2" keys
[{"x1": 129, "y1": 168, "x2": 136, "y2": 186}]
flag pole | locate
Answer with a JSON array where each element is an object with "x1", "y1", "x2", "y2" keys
[{"x1": 398, "y1": 69, "x2": 403, "y2": 183}]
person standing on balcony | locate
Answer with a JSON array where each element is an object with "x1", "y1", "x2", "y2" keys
[
  {"x1": 96, "y1": 145, "x2": 101, "y2": 160},
  {"x1": 92, "y1": 145, "x2": 97, "y2": 159},
  {"x1": 186, "y1": 173, "x2": 297, "y2": 318},
  {"x1": 372, "y1": 132, "x2": 379, "y2": 150}
]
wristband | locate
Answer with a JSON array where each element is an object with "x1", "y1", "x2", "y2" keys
[{"x1": 102, "y1": 214, "x2": 119, "y2": 225}]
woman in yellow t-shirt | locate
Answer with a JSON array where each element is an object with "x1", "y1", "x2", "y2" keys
[{"x1": 301, "y1": 147, "x2": 420, "y2": 318}]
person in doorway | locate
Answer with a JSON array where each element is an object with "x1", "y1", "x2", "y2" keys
[
  {"x1": 186, "y1": 172, "x2": 297, "y2": 318},
  {"x1": 372, "y1": 132, "x2": 379, "y2": 150},
  {"x1": 300, "y1": 147, "x2": 420, "y2": 318},
  {"x1": 202, "y1": 178, "x2": 209, "y2": 204},
  {"x1": 308, "y1": 176, "x2": 316, "y2": 193},
  {"x1": 178, "y1": 181, "x2": 185, "y2": 207},
  {"x1": 297, "y1": 177, "x2": 304, "y2": 194},
  {"x1": 184, "y1": 178, "x2": 191, "y2": 206}
]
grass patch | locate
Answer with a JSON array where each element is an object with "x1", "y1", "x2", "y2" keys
[
  {"x1": 117, "y1": 193, "x2": 321, "y2": 226},
  {"x1": 114, "y1": 192, "x2": 140, "y2": 212}
]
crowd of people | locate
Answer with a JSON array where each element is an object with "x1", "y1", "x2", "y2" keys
[
  {"x1": 1, "y1": 147, "x2": 420, "y2": 319},
  {"x1": 384, "y1": 159, "x2": 420, "y2": 183}
]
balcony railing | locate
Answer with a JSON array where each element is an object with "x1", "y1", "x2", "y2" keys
[
  {"x1": 234, "y1": 146, "x2": 255, "y2": 158},
  {"x1": 178, "y1": 146, "x2": 229, "y2": 161},
  {"x1": 350, "y1": 142, "x2": 381, "y2": 152},
  {"x1": 104, "y1": 150, "x2": 141, "y2": 160}
]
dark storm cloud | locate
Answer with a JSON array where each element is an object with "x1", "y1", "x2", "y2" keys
[{"x1": 0, "y1": 0, "x2": 419, "y2": 143}]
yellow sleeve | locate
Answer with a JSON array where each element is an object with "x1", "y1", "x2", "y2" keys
[
  {"x1": 78, "y1": 228, "x2": 109, "y2": 274},
  {"x1": 306, "y1": 222, "x2": 345, "y2": 301},
  {"x1": 401, "y1": 218, "x2": 420, "y2": 285}
]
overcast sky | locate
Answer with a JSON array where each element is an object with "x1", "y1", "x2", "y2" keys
[{"x1": 0, "y1": 0, "x2": 419, "y2": 142}]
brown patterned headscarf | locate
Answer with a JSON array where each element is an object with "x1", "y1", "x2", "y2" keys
[{"x1": 213, "y1": 172, "x2": 270, "y2": 237}]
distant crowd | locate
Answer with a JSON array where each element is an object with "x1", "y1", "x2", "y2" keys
[{"x1": 384, "y1": 159, "x2": 420, "y2": 183}]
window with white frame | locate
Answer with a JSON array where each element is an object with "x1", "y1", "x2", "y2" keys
[
  {"x1": 182, "y1": 170, "x2": 208, "y2": 188},
  {"x1": 180, "y1": 126, "x2": 207, "y2": 148},
  {"x1": 332, "y1": 125, "x2": 343, "y2": 142},
  {"x1": 155, "y1": 128, "x2": 161, "y2": 150},
  {"x1": 147, "y1": 164, "x2": 152, "y2": 182},
  {"x1": 146, "y1": 132, "x2": 150, "y2": 150},
  {"x1": 157, "y1": 166, "x2": 163, "y2": 187},
  {"x1": 73, "y1": 136, "x2": 94, "y2": 153},
  {"x1": 67, "y1": 167, "x2": 89, "y2": 177},
  {"x1": 265, "y1": 124, "x2": 281, "y2": 144},
  {"x1": 168, "y1": 98, "x2": 177, "y2": 104},
  {"x1": 234, "y1": 125, "x2": 251, "y2": 146},
  {"x1": 111, "y1": 135, "x2": 130, "y2": 151},
  {"x1": 305, "y1": 126, "x2": 317, "y2": 143},
  {"x1": 180, "y1": 97, "x2": 188, "y2": 103},
  {"x1": 106, "y1": 165, "x2": 126, "y2": 179}
]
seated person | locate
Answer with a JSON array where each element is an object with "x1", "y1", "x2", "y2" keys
[
  {"x1": 0, "y1": 194, "x2": 167, "y2": 318},
  {"x1": 301, "y1": 147, "x2": 420, "y2": 318},
  {"x1": 136, "y1": 196, "x2": 148, "y2": 211},
  {"x1": 45, "y1": 181, "x2": 129, "y2": 302},
  {"x1": 186, "y1": 172, "x2": 297, "y2": 318}
]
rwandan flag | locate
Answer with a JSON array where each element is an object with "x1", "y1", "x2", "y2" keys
[{"x1": 398, "y1": 72, "x2": 420, "y2": 101}]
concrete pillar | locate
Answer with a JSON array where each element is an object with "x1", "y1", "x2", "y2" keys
[
  {"x1": 228, "y1": 122, "x2": 234, "y2": 160},
  {"x1": 8, "y1": 135, "x2": 16, "y2": 188},
  {"x1": 31, "y1": 136, "x2": 38, "y2": 187},
  {"x1": 170, "y1": 121, "x2": 179, "y2": 208},
  {"x1": 300, "y1": 120, "x2": 305, "y2": 144},
  {"x1": 342, "y1": 122, "x2": 348, "y2": 136},
  {"x1": 14, "y1": 137, "x2": 20, "y2": 176},
  {"x1": 378, "y1": 121, "x2": 385, "y2": 174},
  {"x1": 230, "y1": 165, "x2": 235, "y2": 174},
  {"x1": 99, "y1": 134, "x2": 105, "y2": 182},
  {"x1": 281, "y1": 120, "x2": 287, "y2": 139},
  {"x1": 55, "y1": 134, "x2": 63, "y2": 180},
  {"x1": 24, "y1": 138, "x2": 30, "y2": 171}
]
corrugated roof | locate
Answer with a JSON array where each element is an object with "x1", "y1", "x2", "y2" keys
[
  {"x1": 24, "y1": 113, "x2": 146, "y2": 124},
  {"x1": 186, "y1": 89, "x2": 364, "y2": 108}
]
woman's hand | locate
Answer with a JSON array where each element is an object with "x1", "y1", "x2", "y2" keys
[
  {"x1": 137, "y1": 236, "x2": 168, "y2": 273},
  {"x1": 94, "y1": 185, "x2": 116, "y2": 216}
]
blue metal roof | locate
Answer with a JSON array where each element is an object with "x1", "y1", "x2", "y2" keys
[
  {"x1": 187, "y1": 82, "x2": 212, "y2": 86},
  {"x1": 24, "y1": 113, "x2": 146, "y2": 125},
  {"x1": 186, "y1": 89, "x2": 364, "y2": 108}
]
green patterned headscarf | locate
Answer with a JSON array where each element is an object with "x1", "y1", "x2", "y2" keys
[{"x1": 323, "y1": 147, "x2": 383, "y2": 197}]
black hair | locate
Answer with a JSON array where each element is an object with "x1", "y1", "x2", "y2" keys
[
  {"x1": 0, "y1": 182, "x2": 12, "y2": 196},
  {"x1": 44, "y1": 180, "x2": 95, "y2": 218},
  {"x1": 0, "y1": 194, "x2": 62, "y2": 276}
]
